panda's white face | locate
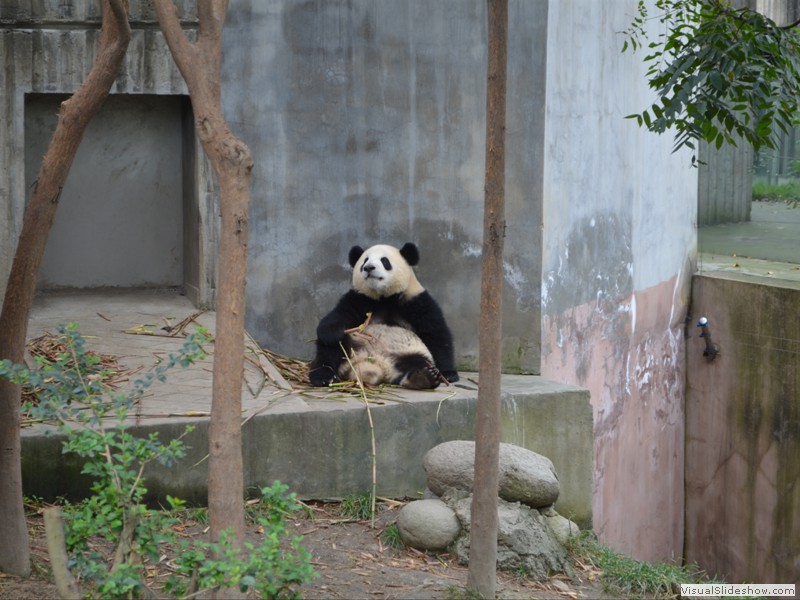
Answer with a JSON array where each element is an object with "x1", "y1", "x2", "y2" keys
[{"x1": 351, "y1": 244, "x2": 423, "y2": 299}]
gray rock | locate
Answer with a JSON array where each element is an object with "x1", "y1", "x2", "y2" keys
[
  {"x1": 396, "y1": 499, "x2": 461, "y2": 551},
  {"x1": 423, "y1": 440, "x2": 560, "y2": 508},
  {"x1": 443, "y1": 491, "x2": 573, "y2": 581},
  {"x1": 544, "y1": 513, "x2": 580, "y2": 545},
  {"x1": 539, "y1": 504, "x2": 559, "y2": 517}
]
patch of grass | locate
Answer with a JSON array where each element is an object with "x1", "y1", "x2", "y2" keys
[
  {"x1": 182, "y1": 506, "x2": 209, "y2": 525},
  {"x1": 752, "y1": 181, "x2": 800, "y2": 206},
  {"x1": 569, "y1": 531, "x2": 702, "y2": 598},
  {"x1": 23, "y1": 495, "x2": 48, "y2": 513},
  {"x1": 512, "y1": 562, "x2": 531, "y2": 581},
  {"x1": 339, "y1": 492, "x2": 373, "y2": 521},
  {"x1": 380, "y1": 523, "x2": 403, "y2": 549},
  {"x1": 443, "y1": 584, "x2": 485, "y2": 600}
]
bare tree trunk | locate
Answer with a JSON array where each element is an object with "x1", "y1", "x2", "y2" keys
[
  {"x1": 153, "y1": 1, "x2": 253, "y2": 587},
  {"x1": 0, "y1": 1, "x2": 130, "y2": 576},
  {"x1": 467, "y1": 0, "x2": 507, "y2": 597}
]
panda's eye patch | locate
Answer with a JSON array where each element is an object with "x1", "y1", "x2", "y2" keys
[{"x1": 380, "y1": 257, "x2": 392, "y2": 271}]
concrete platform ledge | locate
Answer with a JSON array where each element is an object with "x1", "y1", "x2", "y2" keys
[
  {"x1": 22, "y1": 375, "x2": 592, "y2": 527},
  {"x1": 21, "y1": 292, "x2": 591, "y2": 527}
]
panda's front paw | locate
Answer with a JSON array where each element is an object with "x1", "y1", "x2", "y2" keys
[
  {"x1": 441, "y1": 370, "x2": 460, "y2": 383},
  {"x1": 309, "y1": 365, "x2": 340, "y2": 387}
]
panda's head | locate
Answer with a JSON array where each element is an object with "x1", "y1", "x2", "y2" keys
[{"x1": 349, "y1": 242, "x2": 425, "y2": 300}]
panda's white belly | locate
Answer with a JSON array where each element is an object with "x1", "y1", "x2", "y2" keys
[{"x1": 340, "y1": 323, "x2": 433, "y2": 386}]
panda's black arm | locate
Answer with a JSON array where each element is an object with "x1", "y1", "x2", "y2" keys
[
  {"x1": 399, "y1": 291, "x2": 459, "y2": 381},
  {"x1": 316, "y1": 290, "x2": 376, "y2": 346}
]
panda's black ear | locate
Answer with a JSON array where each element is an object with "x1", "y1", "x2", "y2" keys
[
  {"x1": 400, "y1": 243, "x2": 419, "y2": 266},
  {"x1": 348, "y1": 246, "x2": 365, "y2": 268}
]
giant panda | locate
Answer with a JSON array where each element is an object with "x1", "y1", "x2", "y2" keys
[{"x1": 309, "y1": 242, "x2": 459, "y2": 389}]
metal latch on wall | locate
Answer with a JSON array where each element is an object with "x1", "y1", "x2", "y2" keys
[{"x1": 696, "y1": 317, "x2": 719, "y2": 362}]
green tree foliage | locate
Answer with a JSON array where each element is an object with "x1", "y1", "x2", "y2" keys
[
  {"x1": 0, "y1": 323, "x2": 209, "y2": 596},
  {"x1": 0, "y1": 325, "x2": 314, "y2": 598},
  {"x1": 622, "y1": 0, "x2": 800, "y2": 159}
]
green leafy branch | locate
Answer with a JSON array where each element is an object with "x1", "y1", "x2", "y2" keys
[
  {"x1": 622, "y1": 0, "x2": 800, "y2": 158},
  {"x1": 0, "y1": 323, "x2": 209, "y2": 597}
]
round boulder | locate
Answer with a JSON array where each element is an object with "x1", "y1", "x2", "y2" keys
[
  {"x1": 423, "y1": 440, "x2": 559, "y2": 508},
  {"x1": 396, "y1": 499, "x2": 461, "y2": 551}
]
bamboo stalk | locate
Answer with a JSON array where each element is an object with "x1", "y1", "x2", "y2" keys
[{"x1": 340, "y1": 341, "x2": 377, "y2": 528}]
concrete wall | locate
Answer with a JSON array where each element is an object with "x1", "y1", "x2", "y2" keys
[
  {"x1": 222, "y1": 1, "x2": 547, "y2": 372},
  {"x1": 686, "y1": 273, "x2": 799, "y2": 585},
  {"x1": 697, "y1": 140, "x2": 753, "y2": 226},
  {"x1": 2, "y1": 0, "x2": 701, "y2": 565},
  {"x1": 2, "y1": 0, "x2": 547, "y2": 372},
  {"x1": 0, "y1": 0, "x2": 218, "y2": 306},
  {"x1": 540, "y1": 1, "x2": 697, "y2": 563},
  {"x1": 25, "y1": 94, "x2": 184, "y2": 289}
]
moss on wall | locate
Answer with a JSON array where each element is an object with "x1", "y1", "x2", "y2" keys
[
  {"x1": 729, "y1": 282, "x2": 799, "y2": 583},
  {"x1": 687, "y1": 274, "x2": 799, "y2": 584}
]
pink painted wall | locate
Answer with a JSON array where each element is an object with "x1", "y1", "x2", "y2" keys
[{"x1": 542, "y1": 273, "x2": 688, "y2": 563}]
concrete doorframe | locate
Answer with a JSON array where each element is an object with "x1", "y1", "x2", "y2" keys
[
  {"x1": 181, "y1": 97, "x2": 217, "y2": 309},
  {"x1": 20, "y1": 93, "x2": 217, "y2": 309},
  {"x1": 1, "y1": 11, "x2": 214, "y2": 308}
]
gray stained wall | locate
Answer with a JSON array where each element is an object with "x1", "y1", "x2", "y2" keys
[
  {"x1": 0, "y1": 0, "x2": 546, "y2": 373},
  {"x1": 226, "y1": 1, "x2": 547, "y2": 372},
  {"x1": 25, "y1": 94, "x2": 184, "y2": 289},
  {"x1": 686, "y1": 273, "x2": 799, "y2": 585},
  {"x1": 541, "y1": 0, "x2": 697, "y2": 565},
  {"x1": 2, "y1": 0, "x2": 703, "y2": 565},
  {"x1": 2, "y1": 0, "x2": 215, "y2": 308}
]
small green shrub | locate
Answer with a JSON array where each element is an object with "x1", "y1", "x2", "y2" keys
[
  {"x1": 182, "y1": 505, "x2": 209, "y2": 525},
  {"x1": 1, "y1": 324, "x2": 315, "y2": 598},
  {"x1": 165, "y1": 482, "x2": 316, "y2": 599},
  {"x1": 1, "y1": 323, "x2": 208, "y2": 597}
]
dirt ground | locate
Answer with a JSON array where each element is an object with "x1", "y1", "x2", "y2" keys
[{"x1": 0, "y1": 500, "x2": 620, "y2": 600}]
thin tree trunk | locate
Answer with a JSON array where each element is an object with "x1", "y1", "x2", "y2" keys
[
  {"x1": 0, "y1": 0, "x2": 130, "y2": 576},
  {"x1": 153, "y1": 1, "x2": 253, "y2": 587},
  {"x1": 43, "y1": 507, "x2": 82, "y2": 599},
  {"x1": 467, "y1": 0, "x2": 507, "y2": 597}
]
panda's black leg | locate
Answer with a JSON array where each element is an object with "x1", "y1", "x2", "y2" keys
[
  {"x1": 309, "y1": 341, "x2": 346, "y2": 386},
  {"x1": 308, "y1": 364, "x2": 339, "y2": 386},
  {"x1": 394, "y1": 354, "x2": 441, "y2": 390}
]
